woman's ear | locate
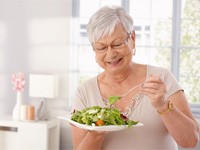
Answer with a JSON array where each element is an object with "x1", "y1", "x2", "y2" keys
[
  {"x1": 130, "y1": 31, "x2": 135, "y2": 41},
  {"x1": 130, "y1": 31, "x2": 136, "y2": 48}
]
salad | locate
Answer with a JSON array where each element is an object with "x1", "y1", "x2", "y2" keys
[{"x1": 71, "y1": 106, "x2": 139, "y2": 127}]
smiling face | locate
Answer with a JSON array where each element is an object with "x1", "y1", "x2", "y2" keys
[{"x1": 94, "y1": 23, "x2": 135, "y2": 75}]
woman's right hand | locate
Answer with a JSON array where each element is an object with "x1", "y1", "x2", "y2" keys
[{"x1": 71, "y1": 124, "x2": 106, "y2": 150}]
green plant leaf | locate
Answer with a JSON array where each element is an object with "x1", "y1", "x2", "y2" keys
[{"x1": 108, "y1": 96, "x2": 121, "y2": 105}]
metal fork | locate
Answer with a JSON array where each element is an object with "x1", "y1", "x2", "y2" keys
[{"x1": 119, "y1": 83, "x2": 144, "y2": 98}]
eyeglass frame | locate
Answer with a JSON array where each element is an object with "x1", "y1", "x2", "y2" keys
[{"x1": 92, "y1": 32, "x2": 132, "y2": 53}]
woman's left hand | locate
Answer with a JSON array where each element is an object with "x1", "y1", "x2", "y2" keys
[{"x1": 140, "y1": 74, "x2": 167, "y2": 109}]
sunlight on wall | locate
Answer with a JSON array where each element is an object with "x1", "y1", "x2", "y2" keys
[
  {"x1": 28, "y1": 18, "x2": 67, "y2": 45},
  {"x1": 0, "y1": 22, "x2": 7, "y2": 45},
  {"x1": 0, "y1": 22, "x2": 8, "y2": 100},
  {"x1": 0, "y1": 74, "x2": 7, "y2": 98},
  {"x1": 27, "y1": 17, "x2": 68, "y2": 72},
  {"x1": 0, "y1": 22, "x2": 7, "y2": 70}
]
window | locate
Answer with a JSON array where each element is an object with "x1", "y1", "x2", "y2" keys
[{"x1": 69, "y1": 0, "x2": 200, "y2": 116}]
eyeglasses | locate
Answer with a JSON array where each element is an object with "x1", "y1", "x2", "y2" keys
[{"x1": 92, "y1": 33, "x2": 130, "y2": 53}]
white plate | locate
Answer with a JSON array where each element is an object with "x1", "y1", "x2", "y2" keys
[{"x1": 57, "y1": 114, "x2": 143, "y2": 132}]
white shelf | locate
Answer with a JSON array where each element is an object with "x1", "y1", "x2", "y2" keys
[{"x1": 0, "y1": 116, "x2": 60, "y2": 150}]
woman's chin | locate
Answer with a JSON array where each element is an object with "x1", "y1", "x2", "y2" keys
[{"x1": 106, "y1": 66, "x2": 125, "y2": 75}]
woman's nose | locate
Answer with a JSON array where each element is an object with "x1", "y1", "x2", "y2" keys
[{"x1": 106, "y1": 46, "x2": 117, "y2": 57}]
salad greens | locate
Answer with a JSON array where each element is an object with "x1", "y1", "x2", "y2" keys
[{"x1": 71, "y1": 106, "x2": 138, "y2": 127}]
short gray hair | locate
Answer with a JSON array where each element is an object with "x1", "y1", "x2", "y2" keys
[{"x1": 86, "y1": 6, "x2": 134, "y2": 43}]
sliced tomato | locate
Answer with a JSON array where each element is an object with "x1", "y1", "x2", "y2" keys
[{"x1": 95, "y1": 119, "x2": 105, "y2": 126}]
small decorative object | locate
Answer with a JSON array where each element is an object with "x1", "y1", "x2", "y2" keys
[
  {"x1": 27, "y1": 105, "x2": 35, "y2": 121},
  {"x1": 20, "y1": 105, "x2": 27, "y2": 121},
  {"x1": 20, "y1": 105, "x2": 35, "y2": 121},
  {"x1": 12, "y1": 72, "x2": 25, "y2": 120}
]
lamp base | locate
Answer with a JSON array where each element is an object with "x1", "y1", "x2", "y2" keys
[{"x1": 37, "y1": 99, "x2": 48, "y2": 120}]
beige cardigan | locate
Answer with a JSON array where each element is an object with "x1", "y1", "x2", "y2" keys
[{"x1": 72, "y1": 65, "x2": 182, "y2": 150}]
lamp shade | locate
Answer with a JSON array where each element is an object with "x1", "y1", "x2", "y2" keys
[{"x1": 29, "y1": 74, "x2": 58, "y2": 98}]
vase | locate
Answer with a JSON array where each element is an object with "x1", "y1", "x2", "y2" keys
[{"x1": 12, "y1": 91, "x2": 22, "y2": 120}]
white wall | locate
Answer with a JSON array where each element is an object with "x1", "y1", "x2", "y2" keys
[{"x1": 0, "y1": 0, "x2": 72, "y2": 149}]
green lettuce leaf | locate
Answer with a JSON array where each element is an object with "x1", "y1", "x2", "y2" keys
[{"x1": 108, "y1": 96, "x2": 121, "y2": 105}]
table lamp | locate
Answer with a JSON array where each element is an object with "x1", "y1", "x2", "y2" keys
[{"x1": 29, "y1": 74, "x2": 59, "y2": 120}]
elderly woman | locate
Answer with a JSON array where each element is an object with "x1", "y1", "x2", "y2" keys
[{"x1": 71, "y1": 6, "x2": 199, "y2": 150}]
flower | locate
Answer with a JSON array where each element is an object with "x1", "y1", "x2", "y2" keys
[{"x1": 12, "y1": 72, "x2": 25, "y2": 92}]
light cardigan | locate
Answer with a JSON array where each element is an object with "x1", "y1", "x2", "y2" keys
[{"x1": 72, "y1": 65, "x2": 182, "y2": 150}]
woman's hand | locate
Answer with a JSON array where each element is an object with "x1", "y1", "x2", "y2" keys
[
  {"x1": 72, "y1": 124, "x2": 107, "y2": 150},
  {"x1": 140, "y1": 74, "x2": 167, "y2": 110}
]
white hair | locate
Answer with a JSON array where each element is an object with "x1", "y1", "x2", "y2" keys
[{"x1": 86, "y1": 6, "x2": 134, "y2": 43}]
